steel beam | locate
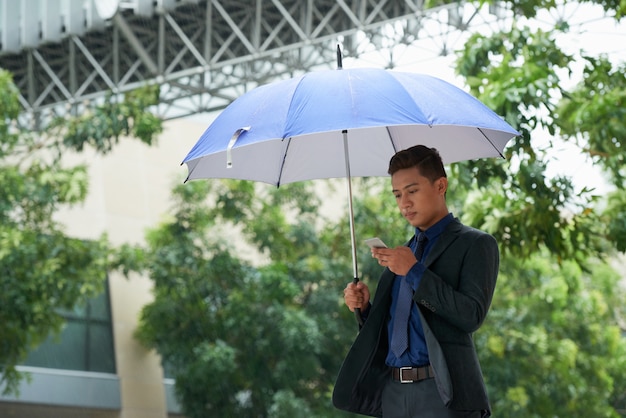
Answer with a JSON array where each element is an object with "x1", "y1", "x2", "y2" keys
[{"x1": 0, "y1": 0, "x2": 513, "y2": 128}]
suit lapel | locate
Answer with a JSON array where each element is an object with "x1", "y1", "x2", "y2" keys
[{"x1": 423, "y1": 218, "x2": 462, "y2": 267}]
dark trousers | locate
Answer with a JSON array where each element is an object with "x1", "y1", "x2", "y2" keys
[{"x1": 381, "y1": 377, "x2": 483, "y2": 418}]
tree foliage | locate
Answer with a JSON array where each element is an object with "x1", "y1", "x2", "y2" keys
[
  {"x1": 0, "y1": 69, "x2": 162, "y2": 395},
  {"x1": 453, "y1": 1, "x2": 626, "y2": 416},
  {"x1": 132, "y1": 180, "x2": 361, "y2": 417},
  {"x1": 478, "y1": 253, "x2": 626, "y2": 417}
]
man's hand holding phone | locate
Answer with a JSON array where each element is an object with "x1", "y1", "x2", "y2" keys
[{"x1": 365, "y1": 237, "x2": 417, "y2": 276}]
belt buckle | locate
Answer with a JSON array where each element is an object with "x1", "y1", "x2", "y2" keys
[{"x1": 399, "y1": 366, "x2": 414, "y2": 383}]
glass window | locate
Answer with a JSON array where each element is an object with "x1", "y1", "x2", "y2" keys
[
  {"x1": 23, "y1": 279, "x2": 116, "y2": 374},
  {"x1": 162, "y1": 360, "x2": 175, "y2": 379}
]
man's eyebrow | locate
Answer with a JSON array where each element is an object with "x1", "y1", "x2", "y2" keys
[{"x1": 392, "y1": 182, "x2": 419, "y2": 193}]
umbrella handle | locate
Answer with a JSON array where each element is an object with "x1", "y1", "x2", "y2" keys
[{"x1": 353, "y1": 277, "x2": 364, "y2": 326}]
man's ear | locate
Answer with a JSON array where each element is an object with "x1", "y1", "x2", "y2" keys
[{"x1": 438, "y1": 177, "x2": 448, "y2": 194}]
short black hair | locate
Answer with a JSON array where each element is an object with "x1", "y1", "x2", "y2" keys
[{"x1": 388, "y1": 145, "x2": 447, "y2": 182}]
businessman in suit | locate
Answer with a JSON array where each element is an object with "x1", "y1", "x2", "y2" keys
[{"x1": 332, "y1": 145, "x2": 499, "y2": 417}]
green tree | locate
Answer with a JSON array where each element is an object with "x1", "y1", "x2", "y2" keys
[
  {"x1": 454, "y1": 0, "x2": 626, "y2": 415},
  {"x1": 0, "y1": 68, "x2": 162, "y2": 395},
  {"x1": 476, "y1": 253, "x2": 626, "y2": 417},
  {"x1": 133, "y1": 179, "x2": 369, "y2": 417}
]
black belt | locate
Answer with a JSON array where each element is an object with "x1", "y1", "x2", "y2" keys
[{"x1": 391, "y1": 365, "x2": 435, "y2": 383}]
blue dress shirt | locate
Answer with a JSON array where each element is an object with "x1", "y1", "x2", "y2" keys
[{"x1": 385, "y1": 213, "x2": 454, "y2": 367}]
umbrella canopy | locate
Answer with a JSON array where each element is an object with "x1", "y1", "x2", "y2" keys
[
  {"x1": 183, "y1": 68, "x2": 519, "y2": 186},
  {"x1": 182, "y1": 67, "x2": 519, "y2": 324}
]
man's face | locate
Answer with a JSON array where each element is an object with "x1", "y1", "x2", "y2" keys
[{"x1": 391, "y1": 166, "x2": 448, "y2": 230}]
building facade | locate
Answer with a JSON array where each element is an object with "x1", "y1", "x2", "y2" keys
[{"x1": 0, "y1": 118, "x2": 207, "y2": 418}]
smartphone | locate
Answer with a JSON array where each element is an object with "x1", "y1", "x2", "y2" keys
[{"x1": 364, "y1": 237, "x2": 388, "y2": 249}]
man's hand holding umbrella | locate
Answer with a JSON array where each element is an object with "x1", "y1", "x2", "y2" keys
[{"x1": 343, "y1": 281, "x2": 370, "y2": 314}]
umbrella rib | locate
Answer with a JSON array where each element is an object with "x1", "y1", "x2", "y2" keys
[
  {"x1": 276, "y1": 137, "x2": 292, "y2": 188},
  {"x1": 182, "y1": 159, "x2": 196, "y2": 183},
  {"x1": 478, "y1": 127, "x2": 505, "y2": 158},
  {"x1": 386, "y1": 126, "x2": 397, "y2": 154}
]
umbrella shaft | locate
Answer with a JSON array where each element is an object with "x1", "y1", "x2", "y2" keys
[{"x1": 342, "y1": 130, "x2": 359, "y2": 280}]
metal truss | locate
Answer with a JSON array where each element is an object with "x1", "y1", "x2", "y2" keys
[{"x1": 0, "y1": 0, "x2": 514, "y2": 129}]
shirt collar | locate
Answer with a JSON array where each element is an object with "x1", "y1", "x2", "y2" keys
[{"x1": 416, "y1": 212, "x2": 453, "y2": 242}]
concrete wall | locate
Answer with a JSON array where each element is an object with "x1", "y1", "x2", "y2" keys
[{"x1": 0, "y1": 118, "x2": 207, "y2": 418}]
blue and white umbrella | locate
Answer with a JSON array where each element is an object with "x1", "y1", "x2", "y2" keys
[
  {"x1": 184, "y1": 68, "x2": 518, "y2": 184},
  {"x1": 182, "y1": 67, "x2": 519, "y2": 322}
]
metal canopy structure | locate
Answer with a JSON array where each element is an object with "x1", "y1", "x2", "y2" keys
[{"x1": 0, "y1": 0, "x2": 513, "y2": 128}]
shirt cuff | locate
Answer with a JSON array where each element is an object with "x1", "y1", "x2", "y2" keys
[{"x1": 407, "y1": 263, "x2": 426, "y2": 291}]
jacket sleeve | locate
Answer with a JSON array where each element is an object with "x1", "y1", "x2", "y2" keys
[{"x1": 414, "y1": 231, "x2": 499, "y2": 333}]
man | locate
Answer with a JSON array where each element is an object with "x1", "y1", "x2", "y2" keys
[{"x1": 332, "y1": 145, "x2": 499, "y2": 418}]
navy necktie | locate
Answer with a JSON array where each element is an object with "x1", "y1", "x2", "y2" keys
[{"x1": 390, "y1": 232, "x2": 427, "y2": 358}]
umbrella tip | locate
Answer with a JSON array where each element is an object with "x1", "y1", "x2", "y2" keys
[{"x1": 336, "y1": 44, "x2": 343, "y2": 70}]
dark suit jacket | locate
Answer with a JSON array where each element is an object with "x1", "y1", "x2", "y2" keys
[{"x1": 332, "y1": 218, "x2": 499, "y2": 417}]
